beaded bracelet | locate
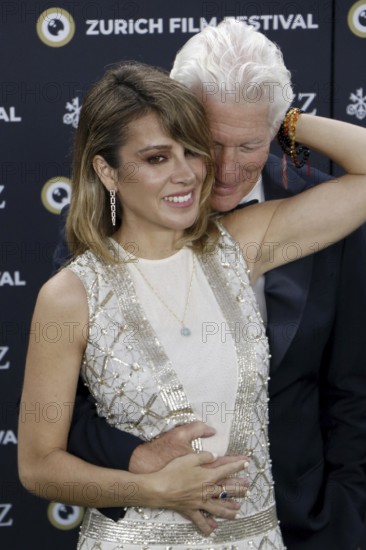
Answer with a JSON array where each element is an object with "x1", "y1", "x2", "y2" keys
[
  {"x1": 277, "y1": 107, "x2": 310, "y2": 169},
  {"x1": 277, "y1": 107, "x2": 310, "y2": 188}
]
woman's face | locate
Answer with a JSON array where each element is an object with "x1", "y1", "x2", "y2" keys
[{"x1": 115, "y1": 112, "x2": 207, "y2": 239}]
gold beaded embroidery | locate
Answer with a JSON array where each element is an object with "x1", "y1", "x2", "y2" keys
[{"x1": 68, "y1": 227, "x2": 284, "y2": 549}]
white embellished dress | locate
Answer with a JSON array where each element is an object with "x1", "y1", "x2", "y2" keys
[{"x1": 68, "y1": 224, "x2": 285, "y2": 550}]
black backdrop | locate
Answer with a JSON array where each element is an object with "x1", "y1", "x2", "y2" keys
[{"x1": 1, "y1": 1, "x2": 366, "y2": 548}]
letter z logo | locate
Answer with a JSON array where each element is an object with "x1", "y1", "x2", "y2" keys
[
  {"x1": 0, "y1": 504, "x2": 13, "y2": 526},
  {"x1": 86, "y1": 20, "x2": 99, "y2": 35},
  {"x1": 0, "y1": 186, "x2": 5, "y2": 208},
  {"x1": 0, "y1": 347, "x2": 10, "y2": 369},
  {"x1": 297, "y1": 93, "x2": 317, "y2": 114}
]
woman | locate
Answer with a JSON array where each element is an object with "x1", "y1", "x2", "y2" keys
[{"x1": 18, "y1": 61, "x2": 366, "y2": 550}]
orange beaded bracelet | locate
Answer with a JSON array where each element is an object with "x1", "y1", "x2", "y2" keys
[{"x1": 277, "y1": 107, "x2": 310, "y2": 188}]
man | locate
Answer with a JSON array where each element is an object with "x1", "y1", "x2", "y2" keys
[{"x1": 54, "y1": 20, "x2": 366, "y2": 549}]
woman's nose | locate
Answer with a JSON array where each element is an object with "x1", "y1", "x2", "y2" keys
[{"x1": 171, "y1": 156, "x2": 196, "y2": 185}]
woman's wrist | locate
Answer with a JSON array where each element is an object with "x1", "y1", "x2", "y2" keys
[
  {"x1": 118, "y1": 470, "x2": 174, "y2": 510},
  {"x1": 277, "y1": 107, "x2": 310, "y2": 169}
]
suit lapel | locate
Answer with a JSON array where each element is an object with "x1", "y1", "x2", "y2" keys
[{"x1": 262, "y1": 156, "x2": 314, "y2": 370}]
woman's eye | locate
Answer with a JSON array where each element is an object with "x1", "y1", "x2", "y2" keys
[{"x1": 147, "y1": 155, "x2": 166, "y2": 164}]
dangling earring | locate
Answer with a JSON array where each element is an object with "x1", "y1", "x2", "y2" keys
[{"x1": 110, "y1": 189, "x2": 116, "y2": 226}]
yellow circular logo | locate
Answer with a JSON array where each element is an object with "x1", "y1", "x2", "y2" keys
[
  {"x1": 47, "y1": 502, "x2": 84, "y2": 530},
  {"x1": 41, "y1": 176, "x2": 72, "y2": 214},
  {"x1": 348, "y1": 1, "x2": 366, "y2": 37},
  {"x1": 37, "y1": 7, "x2": 75, "y2": 47}
]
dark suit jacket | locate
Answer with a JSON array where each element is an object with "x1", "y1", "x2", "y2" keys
[
  {"x1": 262, "y1": 155, "x2": 366, "y2": 549},
  {"x1": 54, "y1": 154, "x2": 366, "y2": 549}
]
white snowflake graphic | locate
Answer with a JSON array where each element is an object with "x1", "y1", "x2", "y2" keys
[
  {"x1": 346, "y1": 88, "x2": 366, "y2": 120},
  {"x1": 63, "y1": 97, "x2": 81, "y2": 128}
]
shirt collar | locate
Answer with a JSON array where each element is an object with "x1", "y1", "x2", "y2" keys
[{"x1": 238, "y1": 176, "x2": 264, "y2": 205}]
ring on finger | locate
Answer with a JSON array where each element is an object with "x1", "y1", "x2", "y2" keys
[{"x1": 218, "y1": 484, "x2": 228, "y2": 499}]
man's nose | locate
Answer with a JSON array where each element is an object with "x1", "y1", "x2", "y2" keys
[{"x1": 215, "y1": 148, "x2": 240, "y2": 183}]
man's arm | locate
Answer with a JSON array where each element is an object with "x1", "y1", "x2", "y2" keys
[
  {"x1": 69, "y1": 380, "x2": 217, "y2": 474},
  {"x1": 68, "y1": 380, "x2": 142, "y2": 471},
  {"x1": 68, "y1": 384, "x2": 224, "y2": 522}
]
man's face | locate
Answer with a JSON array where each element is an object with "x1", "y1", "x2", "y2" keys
[{"x1": 204, "y1": 98, "x2": 271, "y2": 212}]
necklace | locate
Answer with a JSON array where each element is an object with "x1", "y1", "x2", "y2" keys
[{"x1": 132, "y1": 251, "x2": 196, "y2": 337}]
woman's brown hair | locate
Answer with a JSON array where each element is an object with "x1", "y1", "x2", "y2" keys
[{"x1": 66, "y1": 61, "x2": 216, "y2": 263}]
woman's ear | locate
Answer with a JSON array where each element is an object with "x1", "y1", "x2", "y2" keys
[{"x1": 93, "y1": 155, "x2": 117, "y2": 191}]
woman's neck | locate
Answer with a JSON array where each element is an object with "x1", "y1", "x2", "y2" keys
[{"x1": 113, "y1": 226, "x2": 185, "y2": 260}]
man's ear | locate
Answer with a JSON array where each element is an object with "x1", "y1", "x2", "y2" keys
[{"x1": 93, "y1": 155, "x2": 117, "y2": 191}]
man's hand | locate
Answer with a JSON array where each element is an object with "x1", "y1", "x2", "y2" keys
[
  {"x1": 129, "y1": 422, "x2": 250, "y2": 535},
  {"x1": 129, "y1": 421, "x2": 215, "y2": 474}
]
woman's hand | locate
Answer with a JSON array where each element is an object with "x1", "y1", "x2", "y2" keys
[{"x1": 145, "y1": 451, "x2": 249, "y2": 536}]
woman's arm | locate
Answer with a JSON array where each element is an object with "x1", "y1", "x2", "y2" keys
[
  {"x1": 18, "y1": 269, "x2": 138, "y2": 507},
  {"x1": 17, "y1": 269, "x2": 248, "y2": 534},
  {"x1": 223, "y1": 115, "x2": 366, "y2": 281}
]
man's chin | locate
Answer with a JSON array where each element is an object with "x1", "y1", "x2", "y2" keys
[{"x1": 210, "y1": 194, "x2": 241, "y2": 213}]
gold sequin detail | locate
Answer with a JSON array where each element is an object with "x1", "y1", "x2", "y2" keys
[{"x1": 68, "y1": 228, "x2": 284, "y2": 549}]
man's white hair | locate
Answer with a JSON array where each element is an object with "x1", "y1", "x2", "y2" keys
[{"x1": 170, "y1": 19, "x2": 293, "y2": 138}]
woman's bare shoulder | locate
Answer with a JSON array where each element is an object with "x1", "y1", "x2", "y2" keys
[{"x1": 35, "y1": 268, "x2": 88, "y2": 321}]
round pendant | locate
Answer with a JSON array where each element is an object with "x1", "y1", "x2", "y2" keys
[{"x1": 180, "y1": 326, "x2": 191, "y2": 336}]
